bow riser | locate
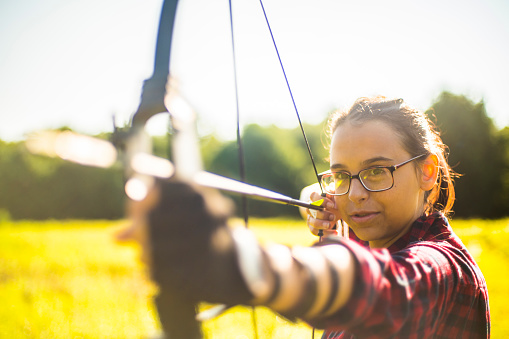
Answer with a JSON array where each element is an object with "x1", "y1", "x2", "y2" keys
[{"x1": 126, "y1": 0, "x2": 204, "y2": 337}]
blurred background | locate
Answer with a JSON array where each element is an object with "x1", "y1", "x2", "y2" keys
[{"x1": 0, "y1": 0, "x2": 508, "y2": 337}]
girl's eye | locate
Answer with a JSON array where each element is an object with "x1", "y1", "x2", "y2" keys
[
  {"x1": 362, "y1": 168, "x2": 388, "y2": 179},
  {"x1": 334, "y1": 172, "x2": 350, "y2": 180},
  {"x1": 370, "y1": 168, "x2": 385, "y2": 176}
]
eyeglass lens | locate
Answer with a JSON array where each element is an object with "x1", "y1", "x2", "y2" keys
[{"x1": 322, "y1": 167, "x2": 394, "y2": 195}]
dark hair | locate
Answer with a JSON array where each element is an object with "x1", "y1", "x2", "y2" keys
[{"x1": 327, "y1": 96, "x2": 456, "y2": 216}]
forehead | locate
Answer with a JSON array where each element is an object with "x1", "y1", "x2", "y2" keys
[{"x1": 330, "y1": 120, "x2": 408, "y2": 167}]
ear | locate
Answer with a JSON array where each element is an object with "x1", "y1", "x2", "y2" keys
[{"x1": 420, "y1": 154, "x2": 439, "y2": 191}]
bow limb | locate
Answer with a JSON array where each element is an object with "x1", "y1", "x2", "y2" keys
[
  {"x1": 131, "y1": 0, "x2": 177, "y2": 127},
  {"x1": 119, "y1": 0, "x2": 203, "y2": 337}
]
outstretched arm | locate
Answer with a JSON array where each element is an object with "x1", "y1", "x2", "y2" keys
[{"x1": 129, "y1": 179, "x2": 355, "y2": 331}]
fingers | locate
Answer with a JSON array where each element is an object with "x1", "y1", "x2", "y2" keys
[
  {"x1": 307, "y1": 215, "x2": 338, "y2": 237},
  {"x1": 309, "y1": 192, "x2": 335, "y2": 208},
  {"x1": 117, "y1": 187, "x2": 160, "y2": 243},
  {"x1": 116, "y1": 185, "x2": 163, "y2": 269},
  {"x1": 300, "y1": 184, "x2": 342, "y2": 238},
  {"x1": 308, "y1": 204, "x2": 335, "y2": 222},
  {"x1": 308, "y1": 192, "x2": 336, "y2": 218},
  {"x1": 307, "y1": 212, "x2": 336, "y2": 236},
  {"x1": 305, "y1": 192, "x2": 340, "y2": 237},
  {"x1": 299, "y1": 182, "x2": 322, "y2": 219}
]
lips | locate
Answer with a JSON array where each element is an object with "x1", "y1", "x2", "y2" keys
[{"x1": 349, "y1": 211, "x2": 379, "y2": 223}]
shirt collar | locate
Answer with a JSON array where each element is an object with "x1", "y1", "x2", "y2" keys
[{"x1": 386, "y1": 212, "x2": 450, "y2": 253}]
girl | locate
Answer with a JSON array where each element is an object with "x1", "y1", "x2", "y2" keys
[
  {"x1": 302, "y1": 96, "x2": 490, "y2": 337},
  {"x1": 130, "y1": 96, "x2": 490, "y2": 338}
]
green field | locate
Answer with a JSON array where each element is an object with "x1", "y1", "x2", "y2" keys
[{"x1": 1, "y1": 218, "x2": 507, "y2": 338}]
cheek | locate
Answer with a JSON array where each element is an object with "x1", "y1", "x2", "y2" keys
[
  {"x1": 378, "y1": 185, "x2": 408, "y2": 211},
  {"x1": 392, "y1": 174, "x2": 421, "y2": 204},
  {"x1": 334, "y1": 196, "x2": 349, "y2": 216},
  {"x1": 382, "y1": 182, "x2": 422, "y2": 222}
]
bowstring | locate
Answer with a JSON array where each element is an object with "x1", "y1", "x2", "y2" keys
[
  {"x1": 228, "y1": 0, "x2": 249, "y2": 227},
  {"x1": 258, "y1": 0, "x2": 325, "y2": 195},
  {"x1": 228, "y1": 1, "x2": 259, "y2": 339},
  {"x1": 258, "y1": 1, "x2": 325, "y2": 337},
  {"x1": 229, "y1": 1, "x2": 327, "y2": 337}
]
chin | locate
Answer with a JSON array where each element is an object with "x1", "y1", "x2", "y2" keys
[
  {"x1": 347, "y1": 220, "x2": 379, "y2": 240},
  {"x1": 349, "y1": 227, "x2": 377, "y2": 242}
]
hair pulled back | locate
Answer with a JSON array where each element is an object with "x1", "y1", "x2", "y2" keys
[{"x1": 327, "y1": 96, "x2": 456, "y2": 216}]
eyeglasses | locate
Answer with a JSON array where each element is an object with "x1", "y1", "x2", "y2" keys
[{"x1": 320, "y1": 154, "x2": 427, "y2": 196}]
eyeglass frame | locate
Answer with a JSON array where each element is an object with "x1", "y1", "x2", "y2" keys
[{"x1": 319, "y1": 154, "x2": 428, "y2": 196}]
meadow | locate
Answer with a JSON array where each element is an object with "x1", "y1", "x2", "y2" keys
[{"x1": 0, "y1": 217, "x2": 507, "y2": 338}]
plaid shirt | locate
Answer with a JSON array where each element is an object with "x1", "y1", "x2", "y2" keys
[{"x1": 319, "y1": 212, "x2": 490, "y2": 338}]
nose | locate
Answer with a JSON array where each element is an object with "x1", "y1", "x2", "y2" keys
[{"x1": 348, "y1": 177, "x2": 369, "y2": 203}]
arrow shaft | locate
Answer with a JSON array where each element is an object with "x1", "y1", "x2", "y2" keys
[{"x1": 193, "y1": 172, "x2": 324, "y2": 211}]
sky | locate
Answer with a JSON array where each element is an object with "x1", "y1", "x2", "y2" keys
[{"x1": 1, "y1": 0, "x2": 508, "y2": 142}]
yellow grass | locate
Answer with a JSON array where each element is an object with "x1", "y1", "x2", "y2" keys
[{"x1": 0, "y1": 218, "x2": 507, "y2": 338}]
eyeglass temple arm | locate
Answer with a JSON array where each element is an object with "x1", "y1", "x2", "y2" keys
[{"x1": 393, "y1": 154, "x2": 428, "y2": 170}]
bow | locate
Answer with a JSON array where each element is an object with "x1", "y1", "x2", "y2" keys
[
  {"x1": 117, "y1": 0, "x2": 326, "y2": 337},
  {"x1": 123, "y1": 1, "x2": 203, "y2": 337},
  {"x1": 26, "y1": 0, "x2": 329, "y2": 337},
  {"x1": 127, "y1": 1, "x2": 330, "y2": 336}
]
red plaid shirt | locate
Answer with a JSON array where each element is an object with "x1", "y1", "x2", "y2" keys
[{"x1": 318, "y1": 212, "x2": 490, "y2": 338}]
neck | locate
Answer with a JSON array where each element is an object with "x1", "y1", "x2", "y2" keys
[
  {"x1": 369, "y1": 204, "x2": 425, "y2": 249},
  {"x1": 369, "y1": 221, "x2": 414, "y2": 249}
]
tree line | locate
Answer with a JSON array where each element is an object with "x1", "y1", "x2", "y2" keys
[{"x1": 0, "y1": 91, "x2": 508, "y2": 220}]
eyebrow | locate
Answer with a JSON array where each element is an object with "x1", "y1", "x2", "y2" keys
[{"x1": 330, "y1": 156, "x2": 394, "y2": 171}]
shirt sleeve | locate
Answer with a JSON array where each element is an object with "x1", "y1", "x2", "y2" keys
[{"x1": 308, "y1": 238, "x2": 467, "y2": 338}]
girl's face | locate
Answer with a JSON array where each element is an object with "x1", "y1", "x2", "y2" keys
[{"x1": 330, "y1": 120, "x2": 431, "y2": 248}]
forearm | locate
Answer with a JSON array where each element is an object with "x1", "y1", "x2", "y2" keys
[{"x1": 233, "y1": 227, "x2": 355, "y2": 322}]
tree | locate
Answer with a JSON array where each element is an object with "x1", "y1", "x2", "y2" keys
[
  {"x1": 496, "y1": 127, "x2": 509, "y2": 213},
  {"x1": 426, "y1": 92, "x2": 506, "y2": 218},
  {"x1": 0, "y1": 139, "x2": 124, "y2": 220},
  {"x1": 207, "y1": 123, "x2": 329, "y2": 217}
]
